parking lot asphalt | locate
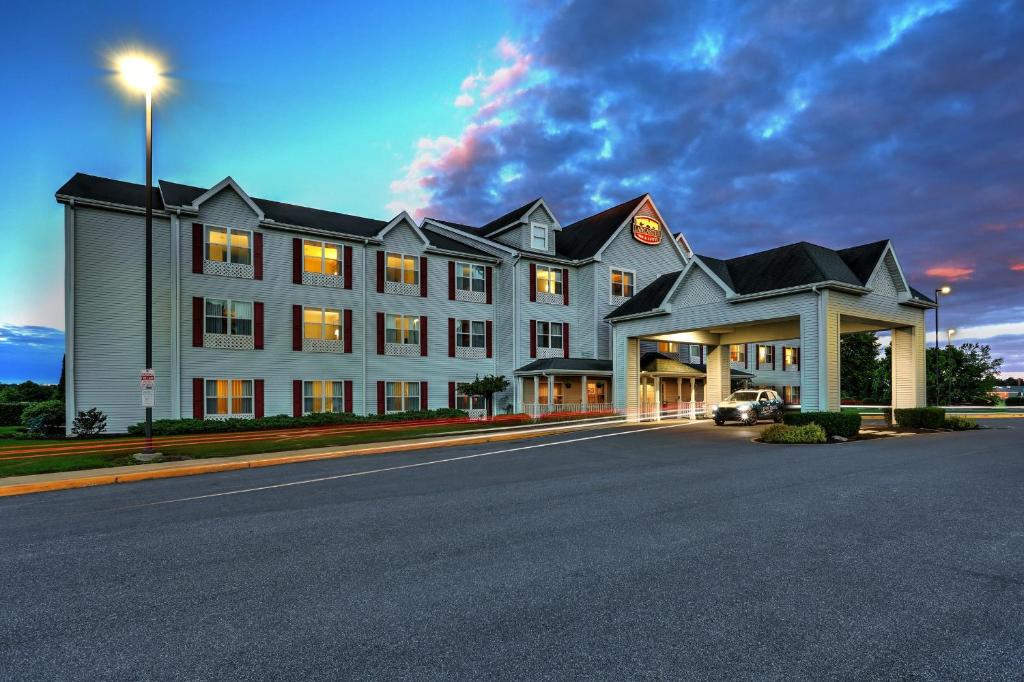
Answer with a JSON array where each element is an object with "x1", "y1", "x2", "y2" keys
[{"x1": 2, "y1": 419, "x2": 1023, "y2": 681}]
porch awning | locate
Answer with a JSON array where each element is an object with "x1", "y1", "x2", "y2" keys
[{"x1": 514, "y1": 357, "x2": 613, "y2": 376}]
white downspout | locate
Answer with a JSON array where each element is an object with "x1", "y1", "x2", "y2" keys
[
  {"x1": 170, "y1": 211, "x2": 181, "y2": 418},
  {"x1": 361, "y1": 239, "x2": 369, "y2": 415},
  {"x1": 63, "y1": 201, "x2": 76, "y2": 434}
]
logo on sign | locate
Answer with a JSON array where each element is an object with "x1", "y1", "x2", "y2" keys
[{"x1": 632, "y1": 216, "x2": 661, "y2": 245}]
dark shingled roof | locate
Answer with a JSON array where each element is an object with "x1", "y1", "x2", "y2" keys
[
  {"x1": 605, "y1": 270, "x2": 681, "y2": 319},
  {"x1": 159, "y1": 179, "x2": 205, "y2": 207},
  {"x1": 253, "y1": 197, "x2": 385, "y2": 237},
  {"x1": 697, "y1": 241, "x2": 866, "y2": 295},
  {"x1": 514, "y1": 358, "x2": 613, "y2": 374},
  {"x1": 422, "y1": 229, "x2": 496, "y2": 259},
  {"x1": 909, "y1": 286, "x2": 935, "y2": 304},
  {"x1": 57, "y1": 173, "x2": 163, "y2": 210},
  {"x1": 556, "y1": 194, "x2": 647, "y2": 260},
  {"x1": 478, "y1": 198, "x2": 541, "y2": 236},
  {"x1": 836, "y1": 239, "x2": 889, "y2": 284}
]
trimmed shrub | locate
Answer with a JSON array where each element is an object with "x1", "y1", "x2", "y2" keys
[
  {"x1": 21, "y1": 400, "x2": 66, "y2": 436},
  {"x1": 71, "y1": 408, "x2": 108, "y2": 437},
  {"x1": 127, "y1": 408, "x2": 470, "y2": 436},
  {"x1": 968, "y1": 396, "x2": 997, "y2": 406},
  {"x1": 943, "y1": 416, "x2": 979, "y2": 431},
  {"x1": 894, "y1": 407, "x2": 946, "y2": 429},
  {"x1": 762, "y1": 423, "x2": 827, "y2": 444},
  {"x1": 0, "y1": 402, "x2": 28, "y2": 426},
  {"x1": 1005, "y1": 397, "x2": 1024, "y2": 406},
  {"x1": 783, "y1": 411, "x2": 861, "y2": 439}
]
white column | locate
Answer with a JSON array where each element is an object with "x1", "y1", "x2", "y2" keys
[
  {"x1": 654, "y1": 376, "x2": 662, "y2": 421},
  {"x1": 676, "y1": 377, "x2": 683, "y2": 418},
  {"x1": 581, "y1": 374, "x2": 588, "y2": 409},
  {"x1": 547, "y1": 374, "x2": 555, "y2": 407},
  {"x1": 533, "y1": 375, "x2": 540, "y2": 413},
  {"x1": 689, "y1": 378, "x2": 696, "y2": 420},
  {"x1": 704, "y1": 345, "x2": 732, "y2": 409}
]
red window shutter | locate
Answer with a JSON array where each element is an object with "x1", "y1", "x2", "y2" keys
[
  {"x1": 192, "y1": 224, "x2": 203, "y2": 273},
  {"x1": 376, "y1": 312, "x2": 385, "y2": 355},
  {"x1": 563, "y1": 323, "x2": 570, "y2": 358},
  {"x1": 253, "y1": 302, "x2": 264, "y2": 350},
  {"x1": 254, "y1": 379, "x2": 264, "y2": 418},
  {"x1": 420, "y1": 316, "x2": 428, "y2": 356},
  {"x1": 420, "y1": 381, "x2": 428, "y2": 410},
  {"x1": 744, "y1": 345, "x2": 749, "y2": 369},
  {"x1": 292, "y1": 305, "x2": 302, "y2": 351},
  {"x1": 344, "y1": 380, "x2": 353, "y2": 413},
  {"x1": 192, "y1": 297, "x2": 204, "y2": 347},
  {"x1": 700, "y1": 346, "x2": 705, "y2": 364},
  {"x1": 420, "y1": 256, "x2": 428, "y2": 297},
  {"x1": 254, "y1": 233, "x2": 263, "y2": 280},
  {"x1": 562, "y1": 268, "x2": 569, "y2": 305},
  {"x1": 376, "y1": 251, "x2": 385, "y2": 292},
  {"x1": 530, "y1": 320, "x2": 537, "y2": 358},
  {"x1": 756, "y1": 346, "x2": 761, "y2": 370},
  {"x1": 485, "y1": 266, "x2": 493, "y2": 304},
  {"x1": 486, "y1": 320, "x2": 493, "y2": 358},
  {"x1": 293, "y1": 238, "x2": 302, "y2": 284},
  {"x1": 377, "y1": 381, "x2": 385, "y2": 415},
  {"x1": 796, "y1": 348, "x2": 801, "y2": 368},
  {"x1": 343, "y1": 309, "x2": 353, "y2": 353},
  {"x1": 448, "y1": 318, "x2": 455, "y2": 357},
  {"x1": 529, "y1": 263, "x2": 536, "y2": 302},
  {"x1": 448, "y1": 261, "x2": 456, "y2": 300},
  {"x1": 344, "y1": 245, "x2": 353, "y2": 289},
  {"x1": 292, "y1": 380, "x2": 302, "y2": 417},
  {"x1": 783, "y1": 348, "x2": 788, "y2": 371},
  {"x1": 192, "y1": 378, "x2": 204, "y2": 419},
  {"x1": 772, "y1": 348, "x2": 776, "y2": 371},
  {"x1": 448, "y1": 382, "x2": 456, "y2": 409}
]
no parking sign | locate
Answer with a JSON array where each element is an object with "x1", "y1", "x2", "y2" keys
[{"x1": 140, "y1": 369, "x2": 155, "y2": 408}]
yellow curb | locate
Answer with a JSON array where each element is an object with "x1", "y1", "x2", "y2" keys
[{"x1": 0, "y1": 421, "x2": 624, "y2": 498}]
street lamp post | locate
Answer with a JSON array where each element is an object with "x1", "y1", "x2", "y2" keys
[
  {"x1": 933, "y1": 286, "x2": 951, "y2": 405},
  {"x1": 946, "y1": 329, "x2": 956, "y2": 406},
  {"x1": 116, "y1": 53, "x2": 161, "y2": 453}
]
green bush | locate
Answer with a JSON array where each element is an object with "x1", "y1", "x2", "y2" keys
[
  {"x1": 783, "y1": 411, "x2": 861, "y2": 438},
  {"x1": 127, "y1": 408, "x2": 470, "y2": 436},
  {"x1": 0, "y1": 402, "x2": 28, "y2": 426},
  {"x1": 762, "y1": 423, "x2": 827, "y2": 444},
  {"x1": 943, "y1": 416, "x2": 979, "y2": 431},
  {"x1": 21, "y1": 400, "x2": 66, "y2": 436},
  {"x1": 894, "y1": 407, "x2": 946, "y2": 429},
  {"x1": 1005, "y1": 397, "x2": 1024, "y2": 406}
]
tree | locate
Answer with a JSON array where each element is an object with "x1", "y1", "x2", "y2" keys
[
  {"x1": 0, "y1": 381, "x2": 58, "y2": 403},
  {"x1": 71, "y1": 408, "x2": 107, "y2": 437},
  {"x1": 56, "y1": 355, "x2": 66, "y2": 401},
  {"x1": 840, "y1": 332, "x2": 883, "y2": 402},
  {"x1": 928, "y1": 343, "x2": 1003, "y2": 405},
  {"x1": 457, "y1": 375, "x2": 510, "y2": 417}
]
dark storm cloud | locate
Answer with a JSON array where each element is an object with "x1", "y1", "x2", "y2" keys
[{"x1": 392, "y1": 0, "x2": 1024, "y2": 371}]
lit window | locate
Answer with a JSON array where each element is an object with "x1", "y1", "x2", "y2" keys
[
  {"x1": 205, "y1": 226, "x2": 251, "y2": 265},
  {"x1": 456, "y1": 319, "x2": 486, "y2": 349},
  {"x1": 386, "y1": 314, "x2": 420, "y2": 345},
  {"x1": 537, "y1": 321, "x2": 564, "y2": 349},
  {"x1": 587, "y1": 380, "x2": 607, "y2": 404},
  {"x1": 303, "y1": 380, "x2": 345, "y2": 414},
  {"x1": 730, "y1": 344, "x2": 746, "y2": 363},
  {"x1": 758, "y1": 345, "x2": 776, "y2": 367},
  {"x1": 538, "y1": 381, "x2": 564, "y2": 404},
  {"x1": 536, "y1": 266, "x2": 563, "y2": 295},
  {"x1": 611, "y1": 269, "x2": 635, "y2": 298},
  {"x1": 689, "y1": 344, "x2": 702, "y2": 361},
  {"x1": 784, "y1": 385, "x2": 801, "y2": 404},
  {"x1": 455, "y1": 262, "x2": 486, "y2": 293},
  {"x1": 784, "y1": 346, "x2": 800, "y2": 369},
  {"x1": 303, "y1": 307, "x2": 342, "y2": 341},
  {"x1": 456, "y1": 384, "x2": 487, "y2": 411},
  {"x1": 385, "y1": 381, "x2": 420, "y2": 413},
  {"x1": 658, "y1": 341, "x2": 677, "y2": 353},
  {"x1": 531, "y1": 223, "x2": 547, "y2": 250},
  {"x1": 303, "y1": 240, "x2": 341, "y2": 276},
  {"x1": 205, "y1": 379, "x2": 253, "y2": 417},
  {"x1": 385, "y1": 252, "x2": 419, "y2": 285},
  {"x1": 205, "y1": 299, "x2": 252, "y2": 336}
]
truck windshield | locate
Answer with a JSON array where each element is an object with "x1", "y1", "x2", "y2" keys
[{"x1": 727, "y1": 391, "x2": 759, "y2": 401}]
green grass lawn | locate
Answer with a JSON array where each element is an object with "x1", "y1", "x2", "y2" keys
[{"x1": 0, "y1": 421, "x2": 508, "y2": 478}]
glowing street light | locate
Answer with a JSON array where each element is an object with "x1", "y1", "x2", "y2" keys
[
  {"x1": 932, "y1": 286, "x2": 952, "y2": 405},
  {"x1": 116, "y1": 54, "x2": 162, "y2": 93},
  {"x1": 947, "y1": 328, "x2": 956, "y2": 345}
]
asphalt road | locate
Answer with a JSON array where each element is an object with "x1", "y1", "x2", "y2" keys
[{"x1": 2, "y1": 419, "x2": 1023, "y2": 681}]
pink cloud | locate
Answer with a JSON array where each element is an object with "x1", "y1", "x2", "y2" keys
[
  {"x1": 925, "y1": 265, "x2": 975, "y2": 280},
  {"x1": 454, "y1": 93, "x2": 474, "y2": 107},
  {"x1": 460, "y1": 73, "x2": 482, "y2": 91},
  {"x1": 483, "y1": 55, "x2": 532, "y2": 98},
  {"x1": 1011, "y1": 263, "x2": 1024, "y2": 272}
]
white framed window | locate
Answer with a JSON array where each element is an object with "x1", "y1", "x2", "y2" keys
[
  {"x1": 385, "y1": 252, "x2": 419, "y2": 285},
  {"x1": 385, "y1": 381, "x2": 420, "y2": 413},
  {"x1": 205, "y1": 379, "x2": 253, "y2": 417},
  {"x1": 205, "y1": 226, "x2": 252, "y2": 265},
  {"x1": 730, "y1": 344, "x2": 746, "y2": 363},
  {"x1": 455, "y1": 261, "x2": 486, "y2": 293},
  {"x1": 303, "y1": 240, "x2": 341, "y2": 276},
  {"x1": 456, "y1": 383, "x2": 487, "y2": 411},
  {"x1": 758, "y1": 344, "x2": 776, "y2": 367},
  {"x1": 536, "y1": 265, "x2": 563, "y2": 295},
  {"x1": 783, "y1": 346, "x2": 800, "y2": 370},
  {"x1": 456, "y1": 320, "x2": 486, "y2": 349},
  {"x1": 205, "y1": 299, "x2": 252, "y2": 336},
  {"x1": 303, "y1": 307, "x2": 342, "y2": 341},
  {"x1": 538, "y1": 381, "x2": 564, "y2": 404},
  {"x1": 587, "y1": 380, "x2": 607, "y2": 404},
  {"x1": 610, "y1": 268, "x2": 635, "y2": 298},
  {"x1": 386, "y1": 314, "x2": 420, "y2": 345},
  {"x1": 537, "y1": 321, "x2": 564, "y2": 349},
  {"x1": 783, "y1": 385, "x2": 801, "y2": 404},
  {"x1": 304, "y1": 380, "x2": 345, "y2": 414},
  {"x1": 689, "y1": 344, "x2": 702, "y2": 361},
  {"x1": 530, "y1": 223, "x2": 547, "y2": 250}
]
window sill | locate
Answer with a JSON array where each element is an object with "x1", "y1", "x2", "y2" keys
[
  {"x1": 455, "y1": 289, "x2": 487, "y2": 303},
  {"x1": 455, "y1": 346, "x2": 487, "y2": 359},
  {"x1": 535, "y1": 291, "x2": 564, "y2": 305},
  {"x1": 302, "y1": 272, "x2": 344, "y2": 288},
  {"x1": 384, "y1": 281, "x2": 420, "y2": 296},
  {"x1": 204, "y1": 333, "x2": 254, "y2": 350},
  {"x1": 385, "y1": 342, "x2": 422, "y2": 357},
  {"x1": 536, "y1": 346, "x2": 564, "y2": 359},
  {"x1": 206, "y1": 413, "x2": 254, "y2": 421},
  {"x1": 303, "y1": 339, "x2": 344, "y2": 353},
  {"x1": 203, "y1": 260, "x2": 254, "y2": 279}
]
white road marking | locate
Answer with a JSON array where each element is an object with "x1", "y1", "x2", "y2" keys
[{"x1": 131, "y1": 421, "x2": 697, "y2": 508}]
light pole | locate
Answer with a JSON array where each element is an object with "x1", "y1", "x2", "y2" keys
[
  {"x1": 933, "y1": 286, "x2": 951, "y2": 405},
  {"x1": 946, "y1": 328, "x2": 956, "y2": 406},
  {"x1": 116, "y1": 53, "x2": 162, "y2": 453}
]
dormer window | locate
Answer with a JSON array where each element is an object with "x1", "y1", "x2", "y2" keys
[{"x1": 530, "y1": 223, "x2": 547, "y2": 250}]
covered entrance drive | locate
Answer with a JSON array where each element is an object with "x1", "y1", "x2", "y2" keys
[
  {"x1": 607, "y1": 239, "x2": 935, "y2": 419},
  {"x1": 515, "y1": 358, "x2": 614, "y2": 418},
  {"x1": 638, "y1": 352, "x2": 754, "y2": 419}
]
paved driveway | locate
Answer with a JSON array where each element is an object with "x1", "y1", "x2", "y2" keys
[{"x1": 2, "y1": 420, "x2": 1022, "y2": 680}]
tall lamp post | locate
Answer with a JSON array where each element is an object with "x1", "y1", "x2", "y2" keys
[
  {"x1": 946, "y1": 328, "x2": 956, "y2": 406},
  {"x1": 116, "y1": 54, "x2": 162, "y2": 453},
  {"x1": 933, "y1": 286, "x2": 951, "y2": 405}
]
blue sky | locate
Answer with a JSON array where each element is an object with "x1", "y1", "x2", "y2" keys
[{"x1": 1, "y1": 0, "x2": 1022, "y2": 382}]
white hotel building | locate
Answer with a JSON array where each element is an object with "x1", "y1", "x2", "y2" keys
[{"x1": 57, "y1": 173, "x2": 933, "y2": 432}]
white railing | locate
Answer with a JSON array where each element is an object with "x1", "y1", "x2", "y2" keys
[
  {"x1": 638, "y1": 401, "x2": 707, "y2": 420},
  {"x1": 522, "y1": 402, "x2": 615, "y2": 419}
]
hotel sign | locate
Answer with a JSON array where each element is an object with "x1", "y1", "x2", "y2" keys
[{"x1": 632, "y1": 216, "x2": 662, "y2": 245}]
